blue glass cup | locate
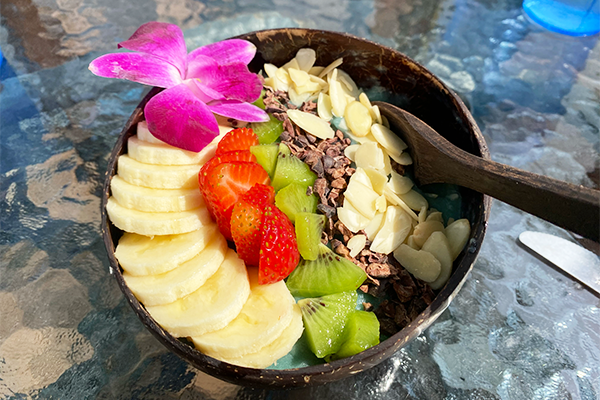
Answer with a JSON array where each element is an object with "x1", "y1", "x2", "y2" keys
[{"x1": 523, "y1": 0, "x2": 600, "y2": 36}]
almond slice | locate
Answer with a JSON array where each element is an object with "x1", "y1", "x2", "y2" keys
[
  {"x1": 370, "y1": 123, "x2": 408, "y2": 156},
  {"x1": 295, "y1": 48, "x2": 316, "y2": 72},
  {"x1": 286, "y1": 109, "x2": 335, "y2": 139},
  {"x1": 318, "y1": 57, "x2": 343, "y2": 78},
  {"x1": 317, "y1": 92, "x2": 333, "y2": 121}
]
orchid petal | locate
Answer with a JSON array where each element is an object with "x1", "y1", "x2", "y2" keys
[
  {"x1": 190, "y1": 80, "x2": 226, "y2": 101},
  {"x1": 187, "y1": 61, "x2": 262, "y2": 103},
  {"x1": 118, "y1": 22, "x2": 187, "y2": 77},
  {"x1": 188, "y1": 39, "x2": 256, "y2": 66},
  {"x1": 208, "y1": 100, "x2": 269, "y2": 123},
  {"x1": 89, "y1": 52, "x2": 182, "y2": 87},
  {"x1": 186, "y1": 54, "x2": 218, "y2": 81},
  {"x1": 145, "y1": 84, "x2": 219, "y2": 152}
]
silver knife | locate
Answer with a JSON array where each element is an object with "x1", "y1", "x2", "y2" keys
[{"x1": 519, "y1": 231, "x2": 600, "y2": 296}]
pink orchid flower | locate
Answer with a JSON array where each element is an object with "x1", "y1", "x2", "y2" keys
[{"x1": 89, "y1": 22, "x2": 268, "y2": 152}]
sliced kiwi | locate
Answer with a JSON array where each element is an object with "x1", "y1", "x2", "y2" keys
[
  {"x1": 275, "y1": 182, "x2": 318, "y2": 223},
  {"x1": 329, "y1": 310, "x2": 380, "y2": 361},
  {"x1": 286, "y1": 243, "x2": 367, "y2": 297},
  {"x1": 252, "y1": 89, "x2": 266, "y2": 109},
  {"x1": 298, "y1": 291, "x2": 357, "y2": 358},
  {"x1": 250, "y1": 144, "x2": 279, "y2": 178},
  {"x1": 250, "y1": 114, "x2": 283, "y2": 144},
  {"x1": 271, "y1": 151, "x2": 317, "y2": 192},
  {"x1": 295, "y1": 212, "x2": 325, "y2": 261},
  {"x1": 279, "y1": 142, "x2": 291, "y2": 156}
]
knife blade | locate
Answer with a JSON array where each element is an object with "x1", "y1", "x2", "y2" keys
[{"x1": 519, "y1": 231, "x2": 600, "y2": 296}]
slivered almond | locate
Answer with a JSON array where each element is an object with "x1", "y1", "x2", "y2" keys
[
  {"x1": 347, "y1": 234, "x2": 367, "y2": 258},
  {"x1": 263, "y1": 63, "x2": 278, "y2": 78},
  {"x1": 318, "y1": 57, "x2": 343, "y2": 78},
  {"x1": 344, "y1": 101, "x2": 372, "y2": 137},
  {"x1": 286, "y1": 109, "x2": 335, "y2": 139},
  {"x1": 295, "y1": 48, "x2": 316, "y2": 72},
  {"x1": 370, "y1": 123, "x2": 408, "y2": 156},
  {"x1": 317, "y1": 92, "x2": 333, "y2": 121},
  {"x1": 288, "y1": 68, "x2": 310, "y2": 87}
]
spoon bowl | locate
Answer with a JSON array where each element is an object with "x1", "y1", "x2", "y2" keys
[{"x1": 375, "y1": 101, "x2": 600, "y2": 242}]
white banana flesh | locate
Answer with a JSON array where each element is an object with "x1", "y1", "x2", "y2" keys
[
  {"x1": 117, "y1": 155, "x2": 201, "y2": 190},
  {"x1": 145, "y1": 249, "x2": 251, "y2": 337},
  {"x1": 110, "y1": 176, "x2": 204, "y2": 212},
  {"x1": 128, "y1": 136, "x2": 216, "y2": 166},
  {"x1": 115, "y1": 224, "x2": 218, "y2": 276},
  {"x1": 123, "y1": 232, "x2": 227, "y2": 306},
  {"x1": 191, "y1": 268, "x2": 295, "y2": 359},
  {"x1": 107, "y1": 197, "x2": 212, "y2": 236},
  {"x1": 221, "y1": 304, "x2": 304, "y2": 368}
]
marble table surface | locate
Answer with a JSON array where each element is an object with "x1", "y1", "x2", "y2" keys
[{"x1": 1, "y1": 0, "x2": 598, "y2": 399}]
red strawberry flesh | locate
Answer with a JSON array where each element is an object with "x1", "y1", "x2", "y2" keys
[
  {"x1": 231, "y1": 184, "x2": 275, "y2": 267},
  {"x1": 201, "y1": 161, "x2": 270, "y2": 240},
  {"x1": 216, "y1": 127, "x2": 259, "y2": 155},
  {"x1": 259, "y1": 204, "x2": 300, "y2": 284}
]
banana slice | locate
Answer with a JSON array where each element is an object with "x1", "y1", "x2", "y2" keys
[
  {"x1": 107, "y1": 197, "x2": 212, "y2": 236},
  {"x1": 137, "y1": 120, "x2": 164, "y2": 144},
  {"x1": 191, "y1": 268, "x2": 295, "y2": 359},
  {"x1": 128, "y1": 136, "x2": 216, "y2": 166},
  {"x1": 117, "y1": 155, "x2": 201, "y2": 189},
  {"x1": 115, "y1": 223, "x2": 218, "y2": 276},
  {"x1": 146, "y1": 249, "x2": 251, "y2": 337},
  {"x1": 221, "y1": 304, "x2": 304, "y2": 368},
  {"x1": 111, "y1": 176, "x2": 204, "y2": 212},
  {"x1": 124, "y1": 233, "x2": 227, "y2": 306}
]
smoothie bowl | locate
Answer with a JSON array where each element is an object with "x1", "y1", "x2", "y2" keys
[{"x1": 100, "y1": 27, "x2": 491, "y2": 388}]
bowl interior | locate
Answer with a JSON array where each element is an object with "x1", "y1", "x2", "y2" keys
[{"x1": 101, "y1": 28, "x2": 490, "y2": 389}]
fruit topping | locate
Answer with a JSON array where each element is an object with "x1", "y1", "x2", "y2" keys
[
  {"x1": 271, "y1": 145, "x2": 317, "y2": 192},
  {"x1": 191, "y1": 268, "x2": 295, "y2": 359},
  {"x1": 200, "y1": 161, "x2": 270, "y2": 240},
  {"x1": 328, "y1": 310, "x2": 380, "y2": 361},
  {"x1": 250, "y1": 114, "x2": 284, "y2": 144},
  {"x1": 285, "y1": 243, "x2": 367, "y2": 297},
  {"x1": 250, "y1": 144, "x2": 279, "y2": 177},
  {"x1": 294, "y1": 212, "x2": 325, "y2": 261},
  {"x1": 298, "y1": 291, "x2": 357, "y2": 359},
  {"x1": 216, "y1": 127, "x2": 260, "y2": 155},
  {"x1": 258, "y1": 204, "x2": 300, "y2": 284},
  {"x1": 230, "y1": 184, "x2": 275, "y2": 267},
  {"x1": 274, "y1": 182, "x2": 319, "y2": 223}
]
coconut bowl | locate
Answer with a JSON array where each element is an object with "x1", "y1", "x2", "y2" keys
[{"x1": 101, "y1": 28, "x2": 491, "y2": 389}]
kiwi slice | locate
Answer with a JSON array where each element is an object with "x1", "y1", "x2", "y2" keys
[
  {"x1": 298, "y1": 291, "x2": 357, "y2": 358},
  {"x1": 295, "y1": 212, "x2": 325, "y2": 261},
  {"x1": 271, "y1": 150, "x2": 317, "y2": 192},
  {"x1": 252, "y1": 89, "x2": 266, "y2": 109},
  {"x1": 250, "y1": 144, "x2": 279, "y2": 177},
  {"x1": 329, "y1": 310, "x2": 380, "y2": 361},
  {"x1": 286, "y1": 243, "x2": 367, "y2": 297},
  {"x1": 275, "y1": 182, "x2": 318, "y2": 223},
  {"x1": 250, "y1": 114, "x2": 283, "y2": 144}
]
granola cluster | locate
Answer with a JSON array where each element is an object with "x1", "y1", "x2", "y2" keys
[{"x1": 262, "y1": 88, "x2": 435, "y2": 334}]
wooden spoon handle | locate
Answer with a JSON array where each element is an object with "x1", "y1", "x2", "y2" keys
[{"x1": 440, "y1": 145, "x2": 600, "y2": 242}]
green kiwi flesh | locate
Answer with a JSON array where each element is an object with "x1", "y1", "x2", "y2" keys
[
  {"x1": 328, "y1": 310, "x2": 380, "y2": 361},
  {"x1": 274, "y1": 182, "x2": 318, "y2": 223},
  {"x1": 298, "y1": 291, "x2": 358, "y2": 359},
  {"x1": 295, "y1": 212, "x2": 325, "y2": 260},
  {"x1": 286, "y1": 243, "x2": 367, "y2": 297},
  {"x1": 271, "y1": 151, "x2": 317, "y2": 192},
  {"x1": 250, "y1": 114, "x2": 283, "y2": 144},
  {"x1": 250, "y1": 144, "x2": 279, "y2": 177}
]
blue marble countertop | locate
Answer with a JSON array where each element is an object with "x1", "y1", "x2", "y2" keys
[{"x1": 1, "y1": 0, "x2": 598, "y2": 399}]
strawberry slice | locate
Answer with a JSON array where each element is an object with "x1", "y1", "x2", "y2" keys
[
  {"x1": 216, "y1": 127, "x2": 259, "y2": 155},
  {"x1": 199, "y1": 150, "x2": 257, "y2": 217},
  {"x1": 201, "y1": 161, "x2": 270, "y2": 240},
  {"x1": 231, "y1": 184, "x2": 275, "y2": 267},
  {"x1": 259, "y1": 204, "x2": 300, "y2": 284}
]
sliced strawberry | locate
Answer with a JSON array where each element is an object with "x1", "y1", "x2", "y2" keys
[
  {"x1": 198, "y1": 150, "x2": 256, "y2": 189},
  {"x1": 259, "y1": 204, "x2": 300, "y2": 284},
  {"x1": 202, "y1": 161, "x2": 270, "y2": 240},
  {"x1": 216, "y1": 127, "x2": 259, "y2": 155},
  {"x1": 231, "y1": 184, "x2": 275, "y2": 267}
]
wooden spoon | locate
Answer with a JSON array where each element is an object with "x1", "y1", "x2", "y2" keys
[{"x1": 374, "y1": 101, "x2": 600, "y2": 242}]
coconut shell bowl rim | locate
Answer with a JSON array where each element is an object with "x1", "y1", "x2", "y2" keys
[{"x1": 101, "y1": 28, "x2": 492, "y2": 389}]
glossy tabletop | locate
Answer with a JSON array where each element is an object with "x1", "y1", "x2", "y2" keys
[{"x1": 1, "y1": 0, "x2": 599, "y2": 399}]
